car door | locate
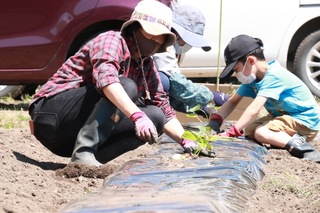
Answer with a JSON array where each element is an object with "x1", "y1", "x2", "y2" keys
[
  {"x1": 0, "y1": 0, "x2": 97, "y2": 70},
  {"x1": 178, "y1": 0, "x2": 299, "y2": 80},
  {"x1": 0, "y1": 0, "x2": 69, "y2": 69}
]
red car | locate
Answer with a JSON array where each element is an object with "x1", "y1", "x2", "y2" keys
[{"x1": 0, "y1": 0, "x2": 170, "y2": 98}]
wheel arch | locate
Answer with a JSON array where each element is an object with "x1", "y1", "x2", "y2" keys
[
  {"x1": 287, "y1": 16, "x2": 320, "y2": 71},
  {"x1": 66, "y1": 20, "x2": 125, "y2": 59}
]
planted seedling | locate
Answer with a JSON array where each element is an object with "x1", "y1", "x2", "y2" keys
[
  {"x1": 186, "y1": 102, "x2": 218, "y2": 121},
  {"x1": 182, "y1": 126, "x2": 241, "y2": 157}
]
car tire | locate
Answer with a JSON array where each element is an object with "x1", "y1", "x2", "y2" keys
[
  {"x1": 294, "y1": 30, "x2": 320, "y2": 97},
  {"x1": 0, "y1": 85, "x2": 25, "y2": 99}
]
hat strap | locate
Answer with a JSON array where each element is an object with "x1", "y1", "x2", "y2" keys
[
  {"x1": 133, "y1": 32, "x2": 151, "y2": 101},
  {"x1": 131, "y1": 11, "x2": 170, "y2": 30}
]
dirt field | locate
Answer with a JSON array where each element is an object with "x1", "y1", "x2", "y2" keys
[{"x1": 0, "y1": 105, "x2": 319, "y2": 213}]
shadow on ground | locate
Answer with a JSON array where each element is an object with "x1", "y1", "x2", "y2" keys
[
  {"x1": 13, "y1": 151, "x2": 66, "y2": 171},
  {"x1": 0, "y1": 101, "x2": 29, "y2": 110}
]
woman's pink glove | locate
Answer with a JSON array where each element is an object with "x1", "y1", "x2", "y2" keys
[
  {"x1": 219, "y1": 125, "x2": 244, "y2": 137},
  {"x1": 130, "y1": 111, "x2": 158, "y2": 143}
]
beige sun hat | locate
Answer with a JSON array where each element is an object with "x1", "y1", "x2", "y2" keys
[{"x1": 121, "y1": 0, "x2": 176, "y2": 53}]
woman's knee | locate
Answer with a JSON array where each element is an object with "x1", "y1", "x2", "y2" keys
[
  {"x1": 142, "y1": 106, "x2": 165, "y2": 132},
  {"x1": 120, "y1": 77, "x2": 138, "y2": 101}
]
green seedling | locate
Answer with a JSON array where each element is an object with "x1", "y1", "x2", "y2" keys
[
  {"x1": 182, "y1": 124, "x2": 242, "y2": 156},
  {"x1": 186, "y1": 103, "x2": 219, "y2": 121},
  {"x1": 181, "y1": 125, "x2": 215, "y2": 155},
  {"x1": 185, "y1": 105, "x2": 204, "y2": 122}
]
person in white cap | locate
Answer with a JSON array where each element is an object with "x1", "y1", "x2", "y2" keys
[
  {"x1": 28, "y1": 0, "x2": 215, "y2": 167},
  {"x1": 209, "y1": 34, "x2": 320, "y2": 163},
  {"x1": 153, "y1": 4, "x2": 228, "y2": 118}
]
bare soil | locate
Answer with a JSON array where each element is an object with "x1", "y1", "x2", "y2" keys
[{"x1": 0, "y1": 108, "x2": 319, "y2": 213}]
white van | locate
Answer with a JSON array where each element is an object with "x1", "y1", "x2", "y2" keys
[{"x1": 179, "y1": 0, "x2": 320, "y2": 97}]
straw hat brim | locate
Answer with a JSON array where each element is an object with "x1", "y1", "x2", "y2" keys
[{"x1": 121, "y1": 19, "x2": 176, "y2": 53}]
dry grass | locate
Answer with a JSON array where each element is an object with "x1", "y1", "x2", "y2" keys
[{"x1": 0, "y1": 98, "x2": 30, "y2": 128}]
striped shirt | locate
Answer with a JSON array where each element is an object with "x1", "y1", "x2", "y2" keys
[{"x1": 32, "y1": 31, "x2": 176, "y2": 122}]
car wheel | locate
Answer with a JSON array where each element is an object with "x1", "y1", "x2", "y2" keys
[
  {"x1": 0, "y1": 85, "x2": 25, "y2": 99},
  {"x1": 294, "y1": 30, "x2": 320, "y2": 97}
]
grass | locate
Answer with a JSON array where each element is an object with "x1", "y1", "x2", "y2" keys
[
  {"x1": 0, "y1": 95, "x2": 31, "y2": 129},
  {"x1": 0, "y1": 110, "x2": 30, "y2": 129}
]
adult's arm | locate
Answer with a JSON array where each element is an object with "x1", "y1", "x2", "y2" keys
[{"x1": 162, "y1": 118, "x2": 185, "y2": 143}]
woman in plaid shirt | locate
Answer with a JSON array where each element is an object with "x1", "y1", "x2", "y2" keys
[{"x1": 28, "y1": 0, "x2": 214, "y2": 166}]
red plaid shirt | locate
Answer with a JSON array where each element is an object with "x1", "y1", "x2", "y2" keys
[{"x1": 32, "y1": 31, "x2": 176, "y2": 121}]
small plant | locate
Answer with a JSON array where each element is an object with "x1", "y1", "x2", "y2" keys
[
  {"x1": 186, "y1": 103, "x2": 218, "y2": 121},
  {"x1": 185, "y1": 105, "x2": 205, "y2": 122},
  {"x1": 181, "y1": 87, "x2": 240, "y2": 156},
  {"x1": 182, "y1": 126, "x2": 214, "y2": 155},
  {"x1": 181, "y1": 125, "x2": 234, "y2": 156},
  {"x1": 185, "y1": 84, "x2": 236, "y2": 121},
  {"x1": 227, "y1": 83, "x2": 237, "y2": 97}
]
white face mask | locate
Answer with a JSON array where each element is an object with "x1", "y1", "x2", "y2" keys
[
  {"x1": 235, "y1": 59, "x2": 256, "y2": 84},
  {"x1": 174, "y1": 42, "x2": 192, "y2": 54}
]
